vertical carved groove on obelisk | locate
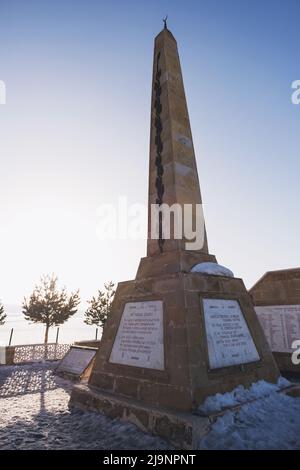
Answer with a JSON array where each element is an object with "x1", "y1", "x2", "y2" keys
[{"x1": 154, "y1": 51, "x2": 165, "y2": 253}]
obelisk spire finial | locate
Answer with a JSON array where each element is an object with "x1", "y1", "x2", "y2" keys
[{"x1": 163, "y1": 15, "x2": 168, "y2": 30}]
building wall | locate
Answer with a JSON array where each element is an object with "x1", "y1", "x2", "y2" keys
[
  {"x1": 250, "y1": 268, "x2": 300, "y2": 374},
  {"x1": 250, "y1": 268, "x2": 300, "y2": 306}
]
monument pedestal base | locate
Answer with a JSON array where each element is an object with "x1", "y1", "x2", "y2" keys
[
  {"x1": 136, "y1": 250, "x2": 217, "y2": 279},
  {"x1": 272, "y1": 352, "x2": 300, "y2": 375},
  {"x1": 69, "y1": 383, "x2": 210, "y2": 449},
  {"x1": 70, "y1": 271, "x2": 279, "y2": 414}
]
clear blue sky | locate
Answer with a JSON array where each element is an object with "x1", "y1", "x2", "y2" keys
[{"x1": 0, "y1": 0, "x2": 299, "y2": 305}]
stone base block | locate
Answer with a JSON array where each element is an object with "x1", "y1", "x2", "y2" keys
[
  {"x1": 273, "y1": 352, "x2": 300, "y2": 375},
  {"x1": 75, "y1": 340, "x2": 102, "y2": 349},
  {"x1": 69, "y1": 384, "x2": 211, "y2": 449},
  {"x1": 0, "y1": 346, "x2": 15, "y2": 365},
  {"x1": 284, "y1": 385, "x2": 300, "y2": 398},
  {"x1": 136, "y1": 250, "x2": 217, "y2": 279},
  {"x1": 86, "y1": 271, "x2": 279, "y2": 412}
]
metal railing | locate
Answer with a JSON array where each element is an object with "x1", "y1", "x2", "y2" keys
[{"x1": 9, "y1": 343, "x2": 70, "y2": 364}]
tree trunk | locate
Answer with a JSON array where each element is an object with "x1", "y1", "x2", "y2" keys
[{"x1": 44, "y1": 324, "x2": 49, "y2": 344}]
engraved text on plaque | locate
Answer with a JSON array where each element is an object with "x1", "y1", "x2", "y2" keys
[
  {"x1": 109, "y1": 300, "x2": 164, "y2": 370},
  {"x1": 203, "y1": 298, "x2": 260, "y2": 369}
]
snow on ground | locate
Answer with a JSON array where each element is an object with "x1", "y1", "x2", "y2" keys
[
  {"x1": 0, "y1": 362, "x2": 170, "y2": 450},
  {"x1": 199, "y1": 379, "x2": 300, "y2": 450},
  {"x1": 1, "y1": 362, "x2": 300, "y2": 450},
  {"x1": 199, "y1": 377, "x2": 290, "y2": 414}
]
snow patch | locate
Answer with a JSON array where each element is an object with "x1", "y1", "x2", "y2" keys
[
  {"x1": 199, "y1": 379, "x2": 300, "y2": 450},
  {"x1": 199, "y1": 377, "x2": 291, "y2": 414},
  {"x1": 191, "y1": 262, "x2": 234, "y2": 278},
  {"x1": 0, "y1": 362, "x2": 170, "y2": 450}
]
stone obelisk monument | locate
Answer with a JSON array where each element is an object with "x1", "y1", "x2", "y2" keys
[{"x1": 70, "y1": 24, "x2": 279, "y2": 448}]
